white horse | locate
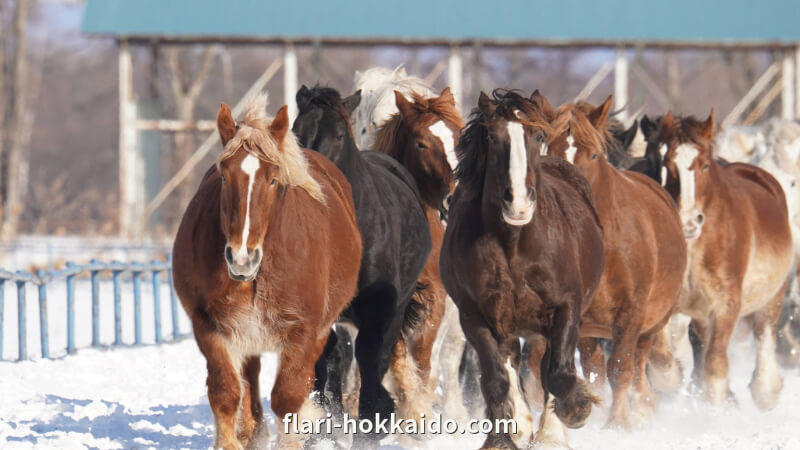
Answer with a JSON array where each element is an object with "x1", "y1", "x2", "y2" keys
[{"x1": 352, "y1": 65, "x2": 436, "y2": 150}]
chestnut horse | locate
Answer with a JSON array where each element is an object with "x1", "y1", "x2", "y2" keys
[
  {"x1": 172, "y1": 95, "x2": 362, "y2": 449},
  {"x1": 291, "y1": 86, "x2": 432, "y2": 440},
  {"x1": 540, "y1": 95, "x2": 687, "y2": 427},
  {"x1": 441, "y1": 90, "x2": 605, "y2": 449},
  {"x1": 373, "y1": 87, "x2": 468, "y2": 420},
  {"x1": 654, "y1": 111, "x2": 792, "y2": 409}
]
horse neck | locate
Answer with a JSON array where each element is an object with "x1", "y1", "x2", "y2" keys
[{"x1": 328, "y1": 133, "x2": 366, "y2": 180}]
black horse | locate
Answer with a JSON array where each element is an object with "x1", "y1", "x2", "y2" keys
[
  {"x1": 440, "y1": 90, "x2": 605, "y2": 448},
  {"x1": 292, "y1": 85, "x2": 431, "y2": 443}
]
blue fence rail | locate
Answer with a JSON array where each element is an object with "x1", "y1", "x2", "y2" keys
[{"x1": 0, "y1": 256, "x2": 188, "y2": 361}]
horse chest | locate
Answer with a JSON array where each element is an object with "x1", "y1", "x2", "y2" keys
[{"x1": 213, "y1": 300, "x2": 283, "y2": 358}]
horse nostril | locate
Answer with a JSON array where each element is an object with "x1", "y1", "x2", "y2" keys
[
  {"x1": 503, "y1": 188, "x2": 513, "y2": 203},
  {"x1": 224, "y1": 245, "x2": 234, "y2": 265},
  {"x1": 696, "y1": 213, "x2": 705, "y2": 225}
]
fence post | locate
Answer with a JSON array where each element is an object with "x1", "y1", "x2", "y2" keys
[
  {"x1": 90, "y1": 260, "x2": 100, "y2": 347},
  {"x1": 0, "y1": 279, "x2": 4, "y2": 360},
  {"x1": 132, "y1": 267, "x2": 142, "y2": 345},
  {"x1": 66, "y1": 264, "x2": 76, "y2": 354},
  {"x1": 112, "y1": 266, "x2": 123, "y2": 346},
  {"x1": 16, "y1": 279, "x2": 26, "y2": 361},
  {"x1": 167, "y1": 254, "x2": 179, "y2": 338},
  {"x1": 36, "y1": 271, "x2": 49, "y2": 359},
  {"x1": 152, "y1": 265, "x2": 162, "y2": 344}
]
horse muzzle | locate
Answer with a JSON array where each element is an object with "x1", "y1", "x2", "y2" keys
[
  {"x1": 681, "y1": 210, "x2": 705, "y2": 241},
  {"x1": 225, "y1": 244, "x2": 263, "y2": 282},
  {"x1": 502, "y1": 192, "x2": 537, "y2": 227}
]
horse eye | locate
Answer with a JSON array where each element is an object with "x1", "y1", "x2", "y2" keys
[
  {"x1": 417, "y1": 141, "x2": 426, "y2": 150},
  {"x1": 361, "y1": 128, "x2": 367, "y2": 135},
  {"x1": 591, "y1": 154, "x2": 598, "y2": 160},
  {"x1": 536, "y1": 135, "x2": 544, "y2": 143},
  {"x1": 220, "y1": 175, "x2": 226, "y2": 183},
  {"x1": 793, "y1": 181, "x2": 797, "y2": 187},
  {"x1": 270, "y1": 179, "x2": 277, "y2": 186},
  {"x1": 703, "y1": 164, "x2": 710, "y2": 171}
]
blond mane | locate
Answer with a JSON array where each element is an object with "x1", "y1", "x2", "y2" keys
[{"x1": 217, "y1": 94, "x2": 325, "y2": 203}]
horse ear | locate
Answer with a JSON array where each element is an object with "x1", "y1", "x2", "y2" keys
[
  {"x1": 395, "y1": 90, "x2": 415, "y2": 118},
  {"x1": 217, "y1": 102, "x2": 237, "y2": 146},
  {"x1": 439, "y1": 87, "x2": 456, "y2": 106},
  {"x1": 478, "y1": 91, "x2": 496, "y2": 117},
  {"x1": 342, "y1": 90, "x2": 361, "y2": 114},
  {"x1": 530, "y1": 89, "x2": 555, "y2": 122},
  {"x1": 620, "y1": 120, "x2": 638, "y2": 150},
  {"x1": 702, "y1": 109, "x2": 715, "y2": 140},
  {"x1": 270, "y1": 105, "x2": 290, "y2": 143},
  {"x1": 296, "y1": 85, "x2": 312, "y2": 110},
  {"x1": 661, "y1": 110, "x2": 675, "y2": 131},
  {"x1": 640, "y1": 115, "x2": 657, "y2": 140},
  {"x1": 587, "y1": 95, "x2": 613, "y2": 127}
]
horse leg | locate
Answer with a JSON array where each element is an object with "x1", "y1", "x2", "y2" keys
[
  {"x1": 459, "y1": 310, "x2": 518, "y2": 449},
  {"x1": 688, "y1": 318, "x2": 708, "y2": 390},
  {"x1": 702, "y1": 299, "x2": 741, "y2": 406},
  {"x1": 273, "y1": 333, "x2": 329, "y2": 449},
  {"x1": 194, "y1": 330, "x2": 243, "y2": 450},
  {"x1": 520, "y1": 335, "x2": 547, "y2": 412},
  {"x1": 630, "y1": 333, "x2": 657, "y2": 426},
  {"x1": 313, "y1": 329, "x2": 343, "y2": 416},
  {"x1": 577, "y1": 337, "x2": 607, "y2": 397},
  {"x1": 605, "y1": 320, "x2": 642, "y2": 429},
  {"x1": 547, "y1": 304, "x2": 598, "y2": 429},
  {"x1": 437, "y1": 298, "x2": 469, "y2": 420},
  {"x1": 237, "y1": 356, "x2": 264, "y2": 446},
  {"x1": 647, "y1": 324, "x2": 684, "y2": 394},
  {"x1": 749, "y1": 287, "x2": 784, "y2": 411},
  {"x1": 503, "y1": 339, "x2": 535, "y2": 447},
  {"x1": 353, "y1": 289, "x2": 401, "y2": 444},
  {"x1": 532, "y1": 341, "x2": 568, "y2": 449}
]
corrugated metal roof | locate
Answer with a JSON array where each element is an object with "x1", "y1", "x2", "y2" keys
[{"x1": 82, "y1": 0, "x2": 800, "y2": 46}]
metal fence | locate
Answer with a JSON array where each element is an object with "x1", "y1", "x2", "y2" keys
[{"x1": 0, "y1": 256, "x2": 188, "y2": 361}]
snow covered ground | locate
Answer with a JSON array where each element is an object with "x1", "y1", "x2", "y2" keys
[{"x1": 1, "y1": 330, "x2": 800, "y2": 449}]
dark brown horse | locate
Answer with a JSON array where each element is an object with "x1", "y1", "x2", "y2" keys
[
  {"x1": 172, "y1": 95, "x2": 362, "y2": 449},
  {"x1": 441, "y1": 90, "x2": 605, "y2": 449},
  {"x1": 372, "y1": 87, "x2": 464, "y2": 421},
  {"x1": 653, "y1": 111, "x2": 793, "y2": 410},
  {"x1": 541, "y1": 95, "x2": 688, "y2": 428}
]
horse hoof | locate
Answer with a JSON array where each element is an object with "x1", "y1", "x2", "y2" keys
[
  {"x1": 750, "y1": 376, "x2": 783, "y2": 411},
  {"x1": 553, "y1": 381, "x2": 599, "y2": 429}
]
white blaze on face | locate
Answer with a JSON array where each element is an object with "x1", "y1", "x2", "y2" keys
[
  {"x1": 507, "y1": 121, "x2": 528, "y2": 207},
  {"x1": 565, "y1": 134, "x2": 577, "y2": 164},
  {"x1": 236, "y1": 153, "x2": 260, "y2": 264},
  {"x1": 674, "y1": 144, "x2": 699, "y2": 212},
  {"x1": 659, "y1": 144, "x2": 669, "y2": 186},
  {"x1": 429, "y1": 120, "x2": 458, "y2": 171}
]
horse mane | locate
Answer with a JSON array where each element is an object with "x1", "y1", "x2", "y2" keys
[
  {"x1": 660, "y1": 114, "x2": 715, "y2": 153},
  {"x1": 217, "y1": 94, "x2": 325, "y2": 203},
  {"x1": 373, "y1": 90, "x2": 465, "y2": 158},
  {"x1": 355, "y1": 66, "x2": 435, "y2": 125},
  {"x1": 455, "y1": 89, "x2": 553, "y2": 199},
  {"x1": 303, "y1": 85, "x2": 353, "y2": 125}
]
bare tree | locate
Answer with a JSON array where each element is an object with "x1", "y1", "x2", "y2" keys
[{"x1": 165, "y1": 46, "x2": 215, "y2": 213}]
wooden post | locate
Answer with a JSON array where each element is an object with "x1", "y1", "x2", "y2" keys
[
  {"x1": 667, "y1": 49, "x2": 681, "y2": 108},
  {"x1": 782, "y1": 48, "x2": 795, "y2": 120},
  {"x1": 471, "y1": 42, "x2": 484, "y2": 109},
  {"x1": 284, "y1": 43, "x2": 298, "y2": 123},
  {"x1": 796, "y1": 46, "x2": 800, "y2": 119},
  {"x1": 118, "y1": 39, "x2": 134, "y2": 239},
  {"x1": 448, "y1": 45, "x2": 463, "y2": 113},
  {"x1": 614, "y1": 47, "x2": 629, "y2": 123}
]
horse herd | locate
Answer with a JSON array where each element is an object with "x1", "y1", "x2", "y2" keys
[{"x1": 170, "y1": 66, "x2": 800, "y2": 449}]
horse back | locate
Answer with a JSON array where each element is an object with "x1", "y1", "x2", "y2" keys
[{"x1": 723, "y1": 162, "x2": 788, "y2": 216}]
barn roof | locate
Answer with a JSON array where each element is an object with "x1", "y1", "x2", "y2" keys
[{"x1": 83, "y1": 0, "x2": 800, "y2": 48}]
